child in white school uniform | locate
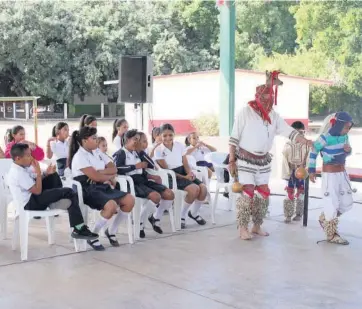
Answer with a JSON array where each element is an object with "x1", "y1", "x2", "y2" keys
[
  {"x1": 154, "y1": 124, "x2": 208, "y2": 229},
  {"x1": 79, "y1": 114, "x2": 97, "y2": 130},
  {"x1": 113, "y1": 130, "x2": 174, "y2": 238},
  {"x1": 185, "y1": 132, "x2": 216, "y2": 178},
  {"x1": 112, "y1": 118, "x2": 129, "y2": 150},
  {"x1": 68, "y1": 126, "x2": 135, "y2": 251},
  {"x1": 7, "y1": 143, "x2": 97, "y2": 240},
  {"x1": 46, "y1": 122, "x2": 69, "y2": 177}
]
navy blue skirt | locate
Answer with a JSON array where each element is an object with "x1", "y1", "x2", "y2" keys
[{"x1": 169, "y1": 166, "x2": 202, "y2": 190}]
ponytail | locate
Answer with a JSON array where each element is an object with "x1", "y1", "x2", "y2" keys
[
  {"x1": 185, "y1": 135, "x2": 190, "y2": 146},
  {"x1": 52, "y1": 126, "x2": 56, "y2": 138},
  {"x1": 112, "y1": 119, "x2": 118, "y2": 141},
  {"x1": 79, "y1": 114, "x2": 88, "y2": 130},
  {"x1": 5, "y1": 128, "x2": 13, "y2": 143},
  {"x1": 68, "y1": 130, "x2": 80, "y2": 169}
]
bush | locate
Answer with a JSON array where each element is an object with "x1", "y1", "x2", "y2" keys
[{"x1": 191, "y1": 114, "x2": 219, "y2": 136}]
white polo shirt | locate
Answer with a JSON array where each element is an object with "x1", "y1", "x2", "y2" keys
[
  {"x1": 186, "y1": 146, "x2": 210, "y2": 162},
  {"x1": 123, "y1": 148, "x2": 142, "y2": 176},
  {"x1": 50, "y1": 139, "x2": 69, "y2": 160},
  {"x1": 7, "y1": 163, "x2": 35, "y2": 208},
  {"x1": 154, "y1": 141, "x2": 186, "y2": 169},
  {"x1": 113, "y1": 135, "x2": 122, "y2": 150},
  {"x1": 71, "y1": 147, "x2": 112, "y2": 177}
]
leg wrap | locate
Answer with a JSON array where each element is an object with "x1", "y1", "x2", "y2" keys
[
  {"x1": 236, "y1": 194, "x2": 252, "y2": 229},
  {"x1": 295, "y1": 198, "x2": 304, "y2": 217},
  {"x1": 320, "y1": 213, "x2": 349, "y2": 245},
  {"x1": 252, "y1": 195, "x2": 267, "y2": 226},
  {"x1": 283, "y1": 198, "x2": 294, "y2": 222}
]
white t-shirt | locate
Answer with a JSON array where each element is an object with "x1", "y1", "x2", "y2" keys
[
  {"x1": 50, "y1": 139, "x2": 69, "y2": 160},
  {"x1": 71, "y1": 147, "x2": 112, "y2": 178},
  {"x1": 186, "y1": 146, "x2": 210, "y2": 162},
  {"x1": 113, "y1": 135, "x2": 122, "y2": 150},
  {"x1": 154, "y1": 141, "x2": 186, "y2": 169},
  {"x1": 7, "y1": 163, "x2": 35, "y2": 208}
]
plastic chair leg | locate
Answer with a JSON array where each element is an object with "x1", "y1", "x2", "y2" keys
[
  {"x1": 12, "y1": 216, "x2": 19, "y2": 251},
  {"x1": 169, "y1": 206, "x2": 176, "y2": 233},
  {"x1": 19, "y1": 214, "x2": 29, "y2": 261},
  {"x1": 127, "y1": 213, "x2": 134, "y2": 244},
  {"x1": 45, "y1": 216, "x2": 55, "y2": 245},
  {"x1": 132, "y1": 201, "x2": 141, "y2": 241}
]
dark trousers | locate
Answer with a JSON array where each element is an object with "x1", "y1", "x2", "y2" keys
[{"x1": 24, "y1": 173, "x2": 84, "y2": 227}]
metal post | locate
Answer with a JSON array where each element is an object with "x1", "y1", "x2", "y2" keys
[
  {"x1": 303, "y1": 177, "x2": 309, "y2": 227},
  {"x1": 33, "y1": 99, "x2": 38, "y2": 145},
  {"x1": 219, "y1": 0, "x2": 236, "y2": 136},
  {"x1": 25, "y1": 102, "x2": 30, "y2": 120},
  {"x1": 12, "y1": 102, "x2": 16, "y2": 119},
  {"x1": 3, "y1": 102, "x2": 5, "y2": 119},
  {"x1": 101, "y1": 103, "x2": 105, "y2": 119},
  {"x1": 64, "y1": 103, "x2": 68, "y2": 119}
]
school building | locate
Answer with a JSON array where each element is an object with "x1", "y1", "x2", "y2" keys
[{"x1": 125, "y1": 69, "x2": 333, "y2": 134}]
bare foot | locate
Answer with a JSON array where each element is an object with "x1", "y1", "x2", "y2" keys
[
  {"x1": 251, "y1": 225, "x2": 269, "y2": 236},
  {"x1": 239, "y1": 227, "x2": 252, "y2": 240}
]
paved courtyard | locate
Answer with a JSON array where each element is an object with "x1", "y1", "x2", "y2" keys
[{"x1": 1, "y1": 179, "x2": 362, "y2": 309}]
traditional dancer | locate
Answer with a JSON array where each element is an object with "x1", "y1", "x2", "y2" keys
[
  {"x1": 281, "y1": 121, "x2": 308, "y2": 223},
  {"x1": 309, "y1": 112, "x2": 355, "y2": 245},
  {"x1": 228, "y1": 71, "x2": 312, "y2": 240}
]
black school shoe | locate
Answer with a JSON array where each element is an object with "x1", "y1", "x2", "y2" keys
[
  {"x1": 188, "y1": 211, "x2": 206, "y2": 225},
  {"x1": 181, "y1": 218, "x2": 186, "y2": 229},
  {"x1": 87, "y1": 239, "x2": 105, "y2": 251},
  {"x1": 148, "y1": 215, "x2": 163, "y2": 234},
  {"x1": 105, "y1": 228, "x2": 120, "y2": 247},
  {"x1": 140, "y1": 223, "x2": 146, "y2": 238},
  {"x1": 71, "y1": 225, "x2": 98, "y2": 240}
]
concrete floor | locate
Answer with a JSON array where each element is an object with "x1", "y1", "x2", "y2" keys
[{"x1": 1, "y1": 179, "x2": 362, "y2": 309}]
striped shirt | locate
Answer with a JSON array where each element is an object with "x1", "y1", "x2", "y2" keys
[{"x1": 308, "y1": 133, "x2": 351, "y2": 173}]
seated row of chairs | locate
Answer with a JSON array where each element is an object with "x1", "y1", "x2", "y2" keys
[{"x1": 0, "y1": 152, "x2": 233, "y2": 261}]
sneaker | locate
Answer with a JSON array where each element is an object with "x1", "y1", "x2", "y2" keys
[
  {"x1": 87, "y1": 239, "x2": 105, "y2": 251},
  {"x1": 188, "y1": 211, "x2": 206, "y2": 225},
  {"x1": 148, "y1": 215, "x2": 163, "y2": 234},
  {"x1": 105, "y1": 228, "x2": 120, "y2": 247},
  {"x1": 181, "y1": 218, "x2": 186, "y2": 229},
  {"x1": 71, "y1": 225, "x2": 98, "y2": 240}
]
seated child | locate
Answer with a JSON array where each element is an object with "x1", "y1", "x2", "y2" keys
[
  {"x1": 138, "y1": 132, "x2": 157, "y2": 169},
  {"x1": 154, "y1": 124, "x2": 208, "y2": 229},
  {"x1": 69, "y1": 126, "x2": 134, "y2": 251},
  {"x1": 185, "y1": 132, "x2": 216, "y2": 178},
  {"x1": 7, "y1": 143, "x2": 97, "y2": 240},
  {"x1": 47, "y1": 122, "x2": 69, "y2": 176},
  {"x1": 112, "y1": 118, "x2": 129, "y2": 150},
  {"x1": 79, "y1": 114, "x2": 97, "y2": 130},
  {"x1": 5, "y1": 125, "x2": 44, "y2": 161},
  {"x1": 281, "y1": 121, "x2": 308, "y2": 223},
  {"x1": 148, "y1": 127, "x2": 162, "y2": 158},
  {"x1": 97, "y1": 136, "x2": 109, "y2": 154},
  {"x1": 113, "y1": 130, "x2": 174, "y2": 238}
]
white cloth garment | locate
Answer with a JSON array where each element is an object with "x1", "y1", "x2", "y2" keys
[
  {"x1": 50, "y1": 140, "x2": 69, "y2": 160},
  {"x1": 186, "y1": 145, "x2": 210, "y2": 162},
  {"x1": 122, "y1": 148, "x2": 143, "y2": 176},
  {"x1": 113, "y1": 135, "x2": 122, "y2": 150},
  {"x1": 229, "y1": 106, "x2": 299, "y2": 155},
  {"x1": 322, "y1": 172, "x2": 353, "y2": 220},
  {"x1": 237, "y1": 159, "x2": 271, "y2": 186},
  {"x1": 154, "y1": 141, "x2": 186, "y2": 169},
  {"x1": 71, "y1": 147, "x2": 112, "y2": 177}
]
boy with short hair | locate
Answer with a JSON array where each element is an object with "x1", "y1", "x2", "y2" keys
[
  {"x1": 7, "y1": 143, "x2": 97, "y2": 240},
  {"x1": 281, "y1": 121, "x2": 308, "y2": 223}
]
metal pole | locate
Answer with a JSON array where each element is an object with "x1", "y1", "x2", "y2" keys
[
  {"x1": 101, "y1": 103, "x2": 105, "y2": 119},
  {"x1": 3, "y1": 102, "x2": 5, "y2": 119},
  {"x1": 64, "y1": 103, "x2": 68, "y2": 120},
  {"x1": 33, "y1": 99, "x2": 38, "y2": 145},
  {"x1": 303, "y1": 177, "x2": 310, "y2": 227},
  {"x1": 25, "y1": 102, "x2": 30, "y2": 120},
  {"x1": 219, "y1": 0, "x2": 236, "y2": 136},
  {"x1": 13, "y1": 102, "x2": 16, "y2": 119}
]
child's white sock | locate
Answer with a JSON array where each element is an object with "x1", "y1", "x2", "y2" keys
[
  {"x1": 191, "y1": 200, "x2": 203, "y2": 217},
  {"x1": 154, "y1": 199, "x2": 173, "y2": 220},
  {"x1": 109, "y1": 210, "x2": 128, "y2": 235},
  {"x1": 93, "y1": 216, "x2": 108, "y2": 234},
  {"x1": 140, "y1": 200, "x2": 157, "y2": 224},
  {"x1": 181, "y1": 201, "x2": 192, "y2": 219}
]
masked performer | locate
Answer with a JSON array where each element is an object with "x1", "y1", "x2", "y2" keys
[{"x1": 228, "y1": 71, "x2": 312, "y2": 240}]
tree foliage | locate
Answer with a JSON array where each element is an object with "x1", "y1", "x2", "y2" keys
[{"x1": 0, "y1": 0, "x2": 361, "y2": 122}]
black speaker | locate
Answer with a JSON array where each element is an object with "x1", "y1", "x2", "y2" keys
[{"x1": 118, "y1": 56, "x2": 153, "y2": 104}]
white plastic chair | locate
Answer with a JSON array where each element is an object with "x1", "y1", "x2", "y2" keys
[
  {"x1": 63, "y1": 176, "x2": 135, "y2": 245},
  {"x1": 7, "y1": 181, "x2": 80, "y2": 261},
  {"x1": 204, "y1": 152, "x2": 236, "y2": 223},
  {"x1": 0, "y1": 159, "x2": 13, "y2": 239}
]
